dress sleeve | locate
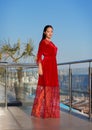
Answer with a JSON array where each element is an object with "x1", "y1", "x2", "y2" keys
[{"x1": 36, "y1": 41, "x2": 44, "y2": 63}]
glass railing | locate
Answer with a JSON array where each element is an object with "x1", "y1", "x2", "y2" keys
[
  {"x1": 0, "y1": 63, "x2": 38, "y2": 107},
  {"x1": 58, "y1": 59, "x2": 92, "y2": 119},
  {"x1": 0, "y1": 59, "x2": 92, "y2": 119}
]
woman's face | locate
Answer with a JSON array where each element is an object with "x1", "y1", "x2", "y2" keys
[{"x1": 44, "y1": 27, "x2": 53, "y2": 40}]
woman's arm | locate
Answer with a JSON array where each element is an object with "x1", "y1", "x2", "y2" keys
[
  {"x1": 38, "y1": 62, "x2": 43, "y2": 75},
  {"x1": 36, "y1": 41, "x2": 44, "y2": 75}
]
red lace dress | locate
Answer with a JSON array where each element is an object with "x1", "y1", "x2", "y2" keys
[{"x1": 31, "y1": 39, "x2": 60, "y2": 118}]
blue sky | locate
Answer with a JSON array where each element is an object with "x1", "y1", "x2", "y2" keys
[{"x1": 0, "y1": 0, "x2": 92, "y2": 63}]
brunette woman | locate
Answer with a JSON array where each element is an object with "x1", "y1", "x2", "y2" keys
[{"x1": 31, "y1": 25, "x2": 60, "y2": 118}]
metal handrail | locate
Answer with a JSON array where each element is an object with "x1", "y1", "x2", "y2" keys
[
  {"x1": 58, "y1": 59, "x2": 92, "y2": 65},
  {"x1": 7, "y1": 62, "x2": 37, "y2": 68}
]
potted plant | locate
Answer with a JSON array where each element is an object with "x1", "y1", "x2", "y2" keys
[{"x1": 0, "y1": 39, "x2": 35, "y2": 101}]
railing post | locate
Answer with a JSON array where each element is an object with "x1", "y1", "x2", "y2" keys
[
  {"x1": 89, "y1": 62, "x2": 91, "y2": 120},
  {"x1": 5, "y1": 64, "x2": 8, "y2": 109},
  {"x1": 69, "y1": 64, "x2": 72, "y2": 112}
]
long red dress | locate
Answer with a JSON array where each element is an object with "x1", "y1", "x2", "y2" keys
[{"x1": 31, "y1": 39, "x2": 60, "y2": 118}]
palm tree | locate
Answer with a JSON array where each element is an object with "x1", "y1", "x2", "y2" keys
[
  {"x1": 0, "y1": 39, "x2": 34, "y2": 62},
  {"x1": 0, "y1": 39, "x2": 35, "y2": 101}
]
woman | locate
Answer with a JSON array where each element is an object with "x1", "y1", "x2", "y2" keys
[{"x1": 31, "y1": 25, "x2": 60, "y2": 118}]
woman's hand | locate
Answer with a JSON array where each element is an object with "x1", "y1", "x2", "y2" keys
[
  {"x1": 35, "y1": 56, "x2": 37, "y2": 62},
  {"x1": 38, "y1": 62, "x2": 43, "y2": 75}
]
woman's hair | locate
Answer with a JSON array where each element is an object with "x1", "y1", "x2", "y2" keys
[{"x1": 42, "y1": 25, "x2": 53, "y2": 40}]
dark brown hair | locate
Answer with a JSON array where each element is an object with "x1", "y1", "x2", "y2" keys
[{"x1": 42, "y1": 25, "x2": 53, "y2": 40}]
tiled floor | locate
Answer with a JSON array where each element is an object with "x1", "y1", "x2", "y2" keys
[{"x1": 0, "y1": 107, "x2": 92, "y2": 130}]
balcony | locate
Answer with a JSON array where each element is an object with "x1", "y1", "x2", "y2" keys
[{"x1": 0, "y1": 59, "x2": 92, "y2": 130}]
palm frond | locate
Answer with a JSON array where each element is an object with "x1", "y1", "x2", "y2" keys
[{"x1": 0, "y1": 38, "x2": 35, "y2": 63}]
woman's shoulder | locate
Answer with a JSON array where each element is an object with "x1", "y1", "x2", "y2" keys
[{"x1": 39, "y1": 39, "x2": 48, "y2": 45}]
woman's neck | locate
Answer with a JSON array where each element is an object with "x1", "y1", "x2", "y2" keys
[{"x1": 45, "y1": 37, "x2": 51, "y2": 41}]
